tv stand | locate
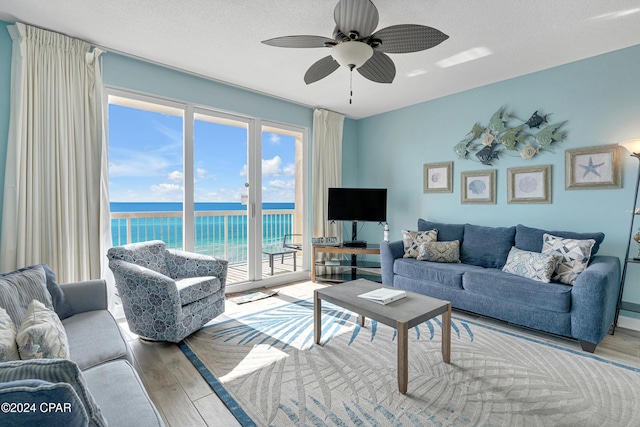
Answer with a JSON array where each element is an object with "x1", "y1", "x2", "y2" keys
[
  {"x1": 311, "y1": 244, "x2": 381, "y2": 283},
  {"x1": 343, "y1": 240, "x2": 366, "y2": 248}
]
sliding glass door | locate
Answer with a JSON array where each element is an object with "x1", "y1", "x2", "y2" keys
[
  {"x1": 192, "y1": 110, "x2": 252, "y2": 283},
  {"x1": 108, "y1": 90, "x2": 308, "y2": 288}
]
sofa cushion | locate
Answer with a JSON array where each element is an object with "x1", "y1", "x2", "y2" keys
[
  {"x1": 502, "y1": 247, "x2": 562, "y2": 283},
  {"x1": 16, "y1": 300, "x2": 70, "y2": 360},
  {"x1": 176, "y1": 276, "x2": 222, "y2": 306},
  {"x1": 0, "y1": 379, "x2": 89, "y2": 426},
  {"x1": 62, "y1": 311, "x2": 130, "y2": 370},
  {"x1": 514, "y1": 224, "x2": 605, "y2": 256},
  {"x1": 417, "y1": 219, "x2": 465, "y2": 242},
  {"x1": 83, "y1": 360, "x2": 165, "y2": 427},
  {"x1": 462, "y1": 268, "x2": 572, "y2": 312},
  {"x1": 461, "y1": 224, "x2": 516, "y2": 269},
  {"x1": 1, "y1": 264, "x2": 74, "y2": 320},
  {"x1": 0, "y1": 307, "x2": 19, "y2": 362},
  {"x1": 394, "y1": 258, "x2": 482, "y2": 290},
  {"x1": 542, "y1": 233, "x2": 596, "y2": 285},
  {"x1": 402, "y1": 229, "x2": 437, "y2": 258},
  {"x1": 0, "y1": 265, "x2": 54, "y2": 327},
  {"x1": 417, "y1": 241, "x2": 461, "y2": 263},
  {"x1": 0, "y1": 358, "x2": 107, "y2": 427}
]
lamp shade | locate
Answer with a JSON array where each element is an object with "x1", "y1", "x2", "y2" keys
[
  {"x1": 331, "y1": 41, "x2": 373, "y2": 69},
  {"x1": 619, "y1": 139, "x2": 640, "y2": 155}
]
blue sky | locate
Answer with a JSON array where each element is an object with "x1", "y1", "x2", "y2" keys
[{"x1": 108, "y1": 104, "x2": 296, "y2": 203}]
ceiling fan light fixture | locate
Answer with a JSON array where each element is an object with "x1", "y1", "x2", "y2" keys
[{"x1": 331, "y1": 41, "x2": 373, "y2": 68}]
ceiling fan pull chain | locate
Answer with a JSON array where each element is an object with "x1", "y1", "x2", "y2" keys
[{"x1": 349, "y1": 65, "x2": 353, "y2": 104}]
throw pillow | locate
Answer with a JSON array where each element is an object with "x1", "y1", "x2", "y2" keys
[
  {"x1": 460, "y1": 224, "x2": 516, "y2": 269},
  {"x1": 0, "y1": 379, "x2": 89, "y2": 426},
  {"x1": 502, "y1": 247, "x2": 563, "y2": 283},
  {"x1": 0, "y1": 264, "x2": 74, "y2": 320},
  {"x1": 0, "y1": 307, "x2": 19, "y2": 362},
  {"x1": 0, "y1": 358, "x2": 107, "y2": 427},
  {"x1": 16, "y1": 300, "x2": 70, "y2": 360},
  {"x1": 402, "y1": 229, "x2": 437, "y2": 258},
  {"x1": 417, "y1": 241, "x2": 461, "y2": 263},
  {"x1": 0, "y1": 265, "x2": 54, "y2": 327},
  {"x1": 542, "y1": 233, "x2": 596, "y2": 285}
]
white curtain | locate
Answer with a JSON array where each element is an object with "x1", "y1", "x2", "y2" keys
[
  {"x1": 312, "y1": 109, "x2": 344, "y2": 245},
  {"x1": 1, "y1": 23, "x2": 111, "y2": 288}
]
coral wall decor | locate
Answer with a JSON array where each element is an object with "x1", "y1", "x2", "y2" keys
[{"x1": 454, "y1": 107, "x2": 568, "y2": 165}]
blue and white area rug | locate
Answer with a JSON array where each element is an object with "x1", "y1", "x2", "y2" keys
[{"x1": 180, "y1": 299, "x2": 640, "y2": 426}]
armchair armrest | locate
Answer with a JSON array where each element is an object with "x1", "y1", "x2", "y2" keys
[
  {"x1": 166, "y1": 249, "x2": 228, "y2": 285},
  {"x1": 570, "y1": 255, "x2": 621, "y2": 345},
  {"x1": 381, "y1": 240, "x2": 404, "y2": 286},
  {"x1": 59, "y1": 279, "x2": 108, "y2": 314}
]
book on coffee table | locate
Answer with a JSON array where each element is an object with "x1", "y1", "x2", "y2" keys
[{"x1": 357, "y1": 288, "x2": 406, "y2": 305}]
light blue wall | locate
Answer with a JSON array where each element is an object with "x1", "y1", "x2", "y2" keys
[
  {"x1": 350, "y1": 44, "x2": 640, "y2": 315},
  {"x1": 102, "y1": 53, "x2": 313, "y2": 128}
]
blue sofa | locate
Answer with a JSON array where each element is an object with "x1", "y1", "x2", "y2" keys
[{"x1": 381, "y1": 220, "x2": 621, "y2": 352}]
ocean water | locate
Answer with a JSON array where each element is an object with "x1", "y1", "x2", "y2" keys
[{"x1": 110, "y1": 202, "x2": 295, "y2": 262}]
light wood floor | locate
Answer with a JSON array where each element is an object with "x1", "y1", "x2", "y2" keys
[{"x1": 119, "y1": 280, "x2": 640, "y2": 427}]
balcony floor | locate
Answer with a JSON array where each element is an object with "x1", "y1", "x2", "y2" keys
[{"x1": 226, "y1": 254, "x2": 303, "y2": 284}]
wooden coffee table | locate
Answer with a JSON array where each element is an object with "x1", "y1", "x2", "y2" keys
[{"x1": 314, "y1": 278, "x2": 451, "y2": 394}]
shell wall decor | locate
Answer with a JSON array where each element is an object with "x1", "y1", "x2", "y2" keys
[{"x1": 454, "y1": 107, "x2": 568, "y2": 165}]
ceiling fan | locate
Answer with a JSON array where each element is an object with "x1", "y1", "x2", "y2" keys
[{"x1": 262, "y1": 0, "x2": 449, "y2": 89}]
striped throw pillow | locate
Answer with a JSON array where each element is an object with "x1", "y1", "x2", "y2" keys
[{"x1": 0, "y1": 265, "x2": 53, "y2": 327}]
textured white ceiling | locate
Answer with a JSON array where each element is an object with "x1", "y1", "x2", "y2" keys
[{"x1": 1, "y1": 1, "x2": 639, "y2": 119}]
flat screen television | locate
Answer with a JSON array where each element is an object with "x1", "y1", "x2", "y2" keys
[{"x1": 328, "y1": 187, "x2": 387, "y2": 223}]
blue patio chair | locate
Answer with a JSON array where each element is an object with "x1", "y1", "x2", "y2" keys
[{"x1": 107, "y1": 240, "x2": 228, "y2": 342}]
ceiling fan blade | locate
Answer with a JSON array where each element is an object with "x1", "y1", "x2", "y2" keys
[
  {"x1": 304, "y1": 56, "x2": 340, "y2": 84},
  {"x1": 334, "y1": 0, "x2": 379, "y2": 39},
  {"x1": 262, "y1": 35, "x2": 335, "y2": 48},
  {"x1": 371, "y1": 24, "x2": 449, "y2": 54},
  {"x1": 357, "y1": 51, "x2": 395, "y2": 83}
]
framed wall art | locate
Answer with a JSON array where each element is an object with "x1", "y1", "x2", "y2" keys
[
  {"x1": 423, "y1": 162, "x2": 452, "y2": 193},
  {"x1": 461, "y1": 170, "x2": 496, "y2": 204},
  {"x1": 507, "y1": 165, "x2": 551, "y2": 204},
  {"x1": 565, "y1": 144, "x2": 621, "y2": 190}
]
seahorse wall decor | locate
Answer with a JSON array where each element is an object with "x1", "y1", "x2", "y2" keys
[{"x1": 453, "y1": 107, "x2": 568, "y2": 165}]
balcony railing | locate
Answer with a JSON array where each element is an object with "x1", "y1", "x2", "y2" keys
[{"x1": 110, "y1": 209, "x2": 295, "y2": 263}]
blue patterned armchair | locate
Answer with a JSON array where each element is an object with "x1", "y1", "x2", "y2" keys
[{"x1": 107, "y1": 240, "x2": 228, "y2": 343}]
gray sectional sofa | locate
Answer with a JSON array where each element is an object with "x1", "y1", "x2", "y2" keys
[
  {"x1": 0, "y1": 270, "x2": 164, "y2": 426},
  {"x1": 381, "y1": 220, "x2": 621, "y2": 352}
]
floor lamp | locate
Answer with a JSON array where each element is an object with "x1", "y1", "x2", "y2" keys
[{"x1": 614, "y1": 138, "x2": 640, "y2": 333}]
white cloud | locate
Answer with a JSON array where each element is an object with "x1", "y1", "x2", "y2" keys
[
  {"x1": 168, "y1": 170, "x2": 183, "y2": 183},
  {"x1": 269, "y1": 179, "x2": 294, "y2": 189},
  {"x1": 283, "y1": 163, "x2": 296, "y2": 176},
  {"x1": 262, "y1": 156, "x2": 282, "y2": 177},
  {"x1": 240, "y1": 156, "x2": 284, "y2": 177},
  {"x1": 268, "y1": 133, "x2": 281, "y2": 144},
  {"x1": 195, "y1": 187, "x2": 245, "y2": 203},
  {"x1": 150, "y1": 183, "x2": 183, "y2": 201},
  {"x1": 109, "y1": 152, "x2": 170, "y2": 178},
  {"x1": 196, "y1": 168, "x2": 208, "y2": 179}
]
